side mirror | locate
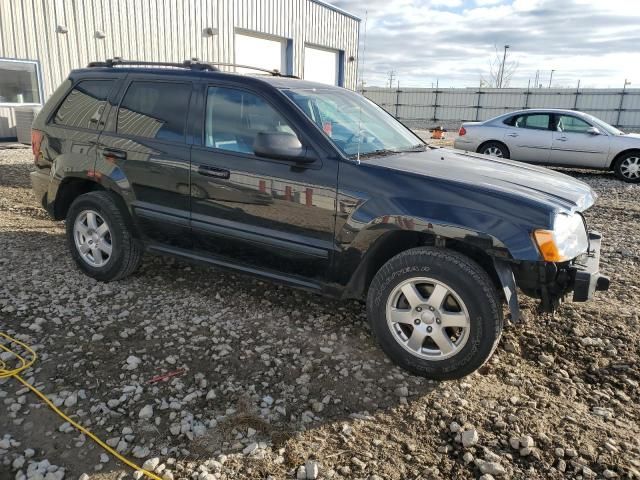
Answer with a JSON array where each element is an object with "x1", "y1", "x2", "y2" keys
[
  {"x1": 253, "y1": 132, "x2": 314, "y2": 163},
  {"x1": 586, "y1": 126, "x2": 602, "y2": 135}
]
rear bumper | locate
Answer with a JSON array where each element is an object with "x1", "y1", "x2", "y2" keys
[
  {"x1": 453, "y1": 138, "x2": 475, "y2": 151},
  {"x1": 571, "y1": 231, "x2": 610, "y2": 302},
  {"x1": 30, "y1": 170, "x2": 52, "y2": 215}
]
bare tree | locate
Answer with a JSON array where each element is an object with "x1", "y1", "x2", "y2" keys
[{"x1": 482, "y1": 45, "x2": 519, "y2": 88}]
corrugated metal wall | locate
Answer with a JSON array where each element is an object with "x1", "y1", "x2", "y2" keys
[
  {"x1": 363, "y1": 87, "x2": 640, "y2": 132},
  {"x1": 0, "y1": 0, "x2": 359, "y2": 138}
]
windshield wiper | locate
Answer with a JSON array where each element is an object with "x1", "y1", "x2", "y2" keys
[{"x1": 350, "y1": 148, "x2": 398, "y2": 159}]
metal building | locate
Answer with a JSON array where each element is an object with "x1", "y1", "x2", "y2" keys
[{"x1": 0, "y1": 0, "x2": 360, "y2": 140}]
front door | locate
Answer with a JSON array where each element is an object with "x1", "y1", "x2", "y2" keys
[
  {"x1": 97, "y1": 76, "x2": 194, "y2": 248},
  {"x1": 189, "y1": 84, "x2": 337, "y2": 283},
  {"x1": 503, "y1": 113, "x2": 553, "y2": 163},
  {"x1": 548, "y1": 114, "x2": 611, "y2": 168}
]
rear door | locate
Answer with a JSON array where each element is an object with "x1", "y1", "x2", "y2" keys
[
  {"x1": 502, "y1": 113, "x2": 552, "y2": 163},
  {"x1": 548, "y1": 114, "x2": 611, "y2": 167},
  {"x1": 97, "y1": 75, "x2": 194, "y2": 248},
  {"x1": 189, "y1": 82, "x2": 338, "y2": 283},
  {"x1": 42, "y1": 75, "x2": 122, "y2": 193}
]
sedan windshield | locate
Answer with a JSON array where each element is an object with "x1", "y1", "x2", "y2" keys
[
  {"x1": 282, "y1": 88, "x2": 424, "y2": 158},
  {"x1": 586, "y1": 115, "x2": 625, "y2": 135}
]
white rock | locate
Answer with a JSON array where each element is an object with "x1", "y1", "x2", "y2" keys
[
  {"x1": 12, "y1": 455, "x2": 25, "y2": 469},
  {"x1": 461, "y1": 428, "x2": 479, "y2": 448},
  {"x1": 139, "y1": 404, "x2": 154, "y2": 419},
  {"x1": 64, "y1": 393, "x2": 78, "y2": 408},
  {"x1": 305, "y1": 460, "x2": 319, "y2": 479},
  {"x1": 243, "y1": 443, "x2": 259, "y2": 455},
  {"x1": 296, "y1": 466, "x2": 306, "y2": 480},
  {"x1": 132, "y1": 445, "x2": 150, "y2": 458},
  {"x1": 142, "y1": 457, "x2": 160, "y2": 471}
]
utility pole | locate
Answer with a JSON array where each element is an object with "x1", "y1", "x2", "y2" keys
[
  {"x1": 616, "y1": 78, "x2": 632, "y2": 127},
  {"x1": 548, "y1": 69, "x2": 555, "y2": 88},
  {"x1": 498, "y1": 44, "x2": 510, "y2": 88},
  {"x1": 387, "y1": 70, "x2": 396, "y2": 89},
  {"x1": 534, "y1": 70, "x2": 539, "y2": 88}
]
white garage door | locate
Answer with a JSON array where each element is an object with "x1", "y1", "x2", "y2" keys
[
  {"x1": 304, "y1": 46, "x2": 339, "y2": 86},
  {"x1": 235, "y1": 33, "x2": 285, "y2": 74}
]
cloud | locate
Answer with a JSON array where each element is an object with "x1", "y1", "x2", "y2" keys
[{"x1": 332, "y1": 0, "x2": 640, "y2": 88}]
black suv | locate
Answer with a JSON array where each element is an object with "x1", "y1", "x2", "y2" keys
[{"x1": 30, "y1": 59, "x2": 609, "y2": 380}]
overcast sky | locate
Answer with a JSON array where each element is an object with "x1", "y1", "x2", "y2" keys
[{"x1": 332, "y1": 0, "x2": 640, "y2": 89}]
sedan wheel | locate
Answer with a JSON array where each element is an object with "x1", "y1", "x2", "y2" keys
[
  {"x1": 619, "y1": 156, "x2": 640, "y2": 180},
  {"x1": 483, "y1": 146, "x2": 504, "y2": 157},
  {"x1": 614, "y1": 154, "x2": 640, "y2": 183},
  {"x1": 479, "y1": 141, "x2": 509, "y2": 159}
]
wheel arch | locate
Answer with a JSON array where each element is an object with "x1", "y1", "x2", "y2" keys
[
  {"x1": 609, "y1": 148, "x2": 640, "y2": 170},
  {"x1": 53, "y1": 177, "x2": 106, "y2": 220},
  {"x1": 343, "y1": 229, "x2": 504, "y2": 303}
]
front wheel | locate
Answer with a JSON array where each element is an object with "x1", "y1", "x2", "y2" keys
[
  {"x1": 367, "y1": 247, "x2": 503, "y2": 380},
  {"x1": 613, "y1": 153, "x2": 640, "y2": 183}
]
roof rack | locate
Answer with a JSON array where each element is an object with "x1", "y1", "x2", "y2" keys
[
  {"x1": 87, "y1": 58, "x2": 300, "y2": 78},
  {"x1": 87, "y1": 58, "x2": 220, "y2": 71}
]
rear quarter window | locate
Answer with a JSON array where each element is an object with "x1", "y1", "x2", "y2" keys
[{"x1": 53, "y1": 80, "x2": 116, "y2": 129}]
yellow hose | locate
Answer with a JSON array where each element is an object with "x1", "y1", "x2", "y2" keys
[{"x1": 0, "y1": 332, "x2": 163, "y2": 480}]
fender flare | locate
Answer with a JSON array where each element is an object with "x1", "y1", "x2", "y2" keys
[{"x1": 493, "y1": 258, "x2": 520, "y2": 323}]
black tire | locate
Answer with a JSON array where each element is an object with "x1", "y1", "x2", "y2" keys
[
  {"x1": 613, "y1": 153, "x2": 640, "y2": 183},
  {"x1": 478, "y1": 141, "x2": 510, "y2": 159},
  {"x1": 366, "y1": 247, "x2": 503, "y2": 380},
  {"x1": 66, "y1": 191, "x2": 143, "y2": 282}
]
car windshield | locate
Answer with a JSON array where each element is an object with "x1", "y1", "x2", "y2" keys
[
  {"x1": 586, "y1": 115, "x2": 625, "y2": 135},
  {"x1": 282, "y1": 87, "x2": 424, "y2": 158}
]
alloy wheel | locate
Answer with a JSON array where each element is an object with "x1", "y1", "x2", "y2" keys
[
  {"x1": 620, "y1": 156, "x2": 640, "y2": 180},
  {"x1": 73, "y1": 210, "x2": 113, "y2": 267},
  {"x1": 484, "y1": 146, "x2": 503, "y2": 157},
  {"x1": 385, "y1": 277, "x2": 471, "y2": 361}
]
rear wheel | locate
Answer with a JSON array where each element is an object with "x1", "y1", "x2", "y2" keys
[
  {"x1": 367, "y1": 247, "x2": 503, "y2": 380},
  {"x1": 66, "y1": 191, "x2": 143, "y2": 281},
  {"x1": 613, "y1": 153, "x2": 640, "y2": 183},
  {"x1": 479, "y1": 141, "x2": 510, "y2": 159}
]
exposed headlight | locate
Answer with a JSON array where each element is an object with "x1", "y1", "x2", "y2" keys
[{"x1": 533, "y1": 213, "x2": 589, "y2": 262}]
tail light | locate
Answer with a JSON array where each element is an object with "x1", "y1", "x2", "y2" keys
[
  {"x1": 31, "y1": 129, "x2": 43, "y2": 164},
  {"x1": 458, "y1": 126, "x2": 467, "y2": 136}
]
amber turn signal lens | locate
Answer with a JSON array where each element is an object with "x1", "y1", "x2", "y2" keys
[{"x1": 533, "y1": 230, "x2": 566, "y2": 262}]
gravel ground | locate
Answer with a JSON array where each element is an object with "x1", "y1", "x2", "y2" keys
[{"x1": 1, "y1": 146, "x2": 639, "y2": 480}]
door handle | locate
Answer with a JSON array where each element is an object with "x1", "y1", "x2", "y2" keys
[
  {"x1": 556, "y1": 136, "x2": 568, "y2": 142},
  {"x1": 102, "y1": 148, "x2": 127, "y2": 160},
  {"x1": 507, "y1": 133, "x2": 519, "y2": 137},
  {"x1": 197, "y1": 165, "x2": 230, "y2": 179}
]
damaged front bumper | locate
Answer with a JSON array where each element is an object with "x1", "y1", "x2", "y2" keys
[
  {"x1": 571, "y1": 232, "x2": 610, "y2": 302},
  {"x1": 497, "y1": 231, "x2": 610, "y2": 320}
]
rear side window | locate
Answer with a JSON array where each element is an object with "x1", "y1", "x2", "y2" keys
[
  {"x1": 53, "y1": 80, "x2": 115, "y2": 129},
  {"x1": 117, "y1": 81, "x2": 191, "y2": 142},
  {"x1": 507, "y1": 114, "x2": 550, "y2": 130},
  {"x1": 204, "y1": 86, "x2": 296, "y2": 154}
]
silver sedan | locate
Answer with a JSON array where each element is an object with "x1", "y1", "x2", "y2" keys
[{"x1": 454, "y1": 108, "x2": 640, "y2": 182}]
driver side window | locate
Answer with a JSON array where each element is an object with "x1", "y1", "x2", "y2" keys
[
  {"x1": 205, "y1": 87, "x2": 297, "y2": 154},
  {"x1": 556, "y1": 115, "x2": 591, "y2": 133}
]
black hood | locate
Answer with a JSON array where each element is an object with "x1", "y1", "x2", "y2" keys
[{"x1": 364, "y1": 147, "x2": 596, "y2": 213}]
